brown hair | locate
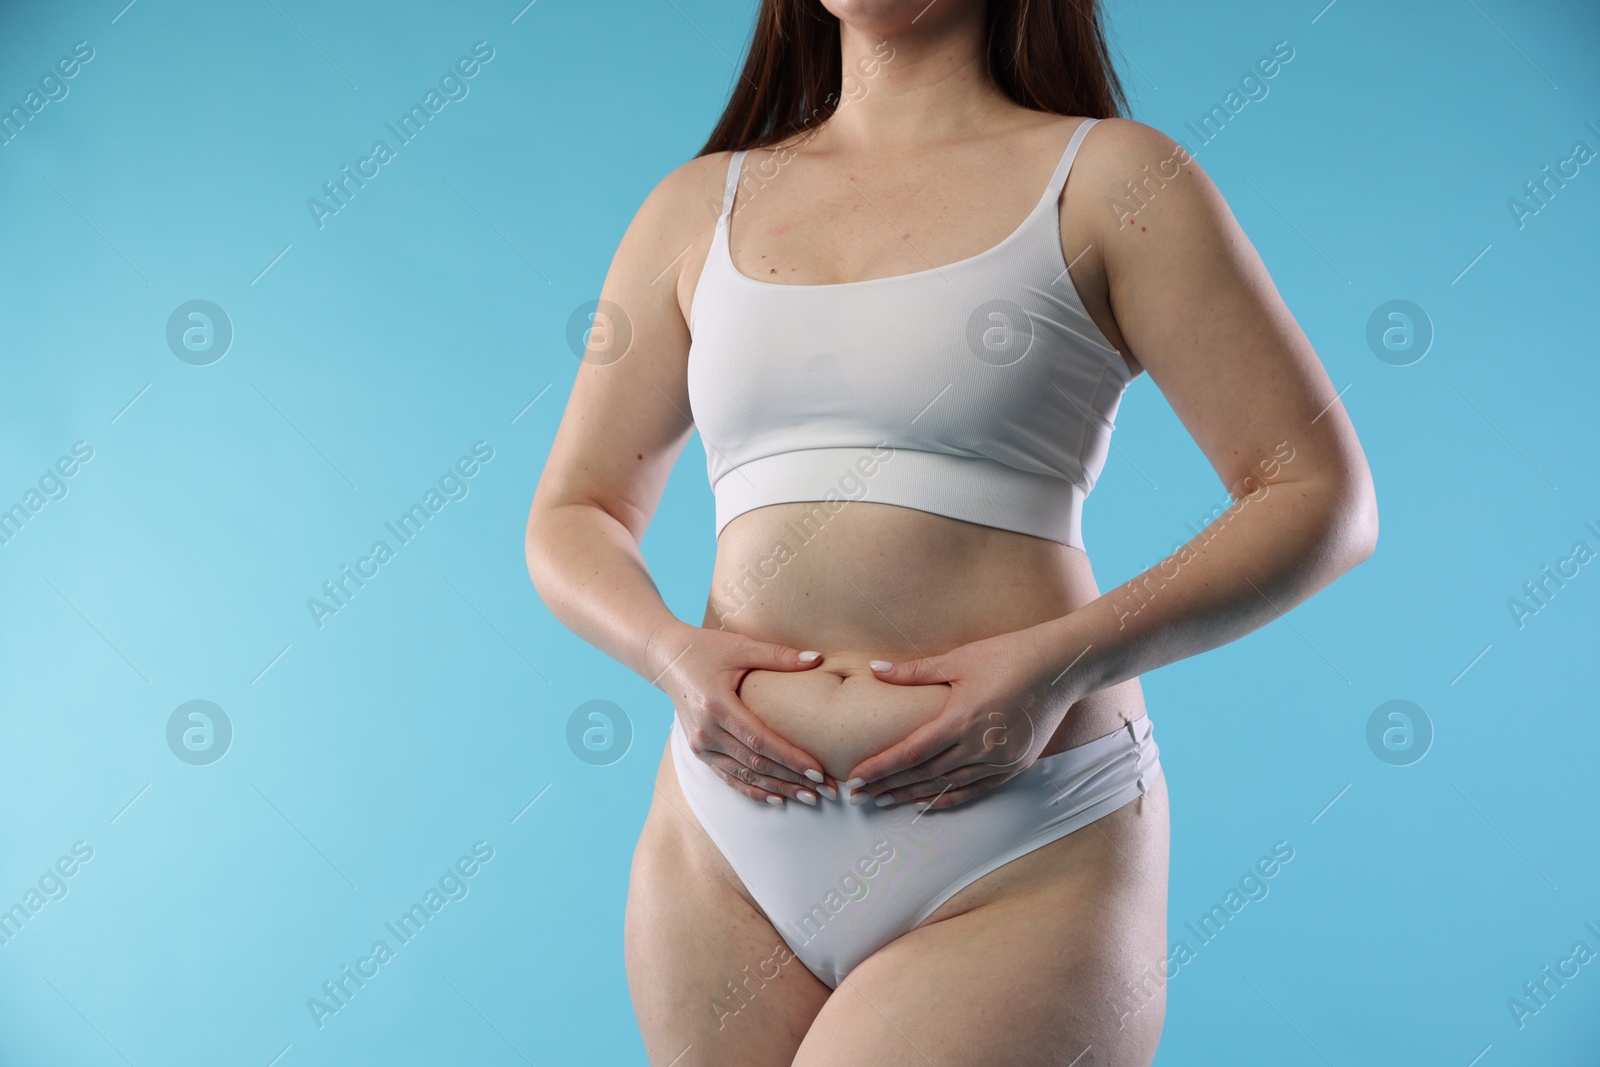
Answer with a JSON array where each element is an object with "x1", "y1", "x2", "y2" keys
[{"x1": 697, "y1": 0, "x2": 1128, "y2": 156}]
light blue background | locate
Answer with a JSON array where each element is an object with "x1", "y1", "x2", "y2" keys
[{"x1": 1, "y1": 1, "x2": 1596, "y2": 1064}]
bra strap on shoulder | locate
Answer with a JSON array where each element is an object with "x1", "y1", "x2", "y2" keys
[
  {"x1": 1043, "y1": 118, "x2": 1099, "y2": 202},
  {"x1": 721, "y1": 149, "x2": 748, "y2": 218}
]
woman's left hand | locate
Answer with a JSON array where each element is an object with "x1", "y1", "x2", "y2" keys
[{"x1": 842, "y1": 624, "x2": 1083, "y2": 811}]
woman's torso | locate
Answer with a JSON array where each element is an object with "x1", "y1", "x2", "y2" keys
[{"x1": 680, "y1": 113, "x2": 1146, "y2": 781}]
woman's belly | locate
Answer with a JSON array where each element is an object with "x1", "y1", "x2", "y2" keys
[
  {"x1": 705, "y1": 501, "x2": 1147, "y2": 779},
  {"x1": 737, "y1": 651, "x2": 950, "y2": 783}
]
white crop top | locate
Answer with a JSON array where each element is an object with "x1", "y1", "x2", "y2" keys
[{"x1": 686, "y1": 117, "x2": 1132, "y2": 550}]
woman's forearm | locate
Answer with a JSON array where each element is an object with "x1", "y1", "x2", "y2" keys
[
  {"x1": 526, "y1": 502, "x2": 690, "y2": 685},
  {"x1": 1032, "y1": 468, "x2": 1378, "y2": 703}
]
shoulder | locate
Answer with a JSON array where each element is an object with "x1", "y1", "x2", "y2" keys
[
  {"x1": 1077, "y1": 116, "x2": 1185, "y2": 155},
  {"x1": 634, "y1": 151, "x2": 738, "y2": 238},
  {"x1": 604, "y1": 150, "x2": 738, "y2": 297},
  {"x1": 1071, "y1": 116, "x2": 1205, "y2": 196},
  {"x1": 1069, "y1": 117, "x2": 1236, "y2": 257},
  {"x1": 1041, "y1": 114, "x2": 1216, "y2": 217}
]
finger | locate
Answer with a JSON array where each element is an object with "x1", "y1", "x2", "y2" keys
[
  {"x1": 719, "y1": 700, "x2": 828, "y2": 786},
  {"x1": 742, "y1": 639, "x2": 827, "y2": 673},
  {"x1": 712, "y1": 725, "x2": 811, "y2": 788},
  {"x1": 706, "y1": 761, "x2": 782, "y2": 805},
  {"x1": 844, "y1": 717, "x2": 960, "y2": 787},
  {"x1": 853, "y1": 762, "x2": 997, "y2": 809},
  {"x1": 867, "y1": 744, "x2": 978, "y2": 794},
  {"x1": 702, "y1": 753, "x2": 821, "y2": 807},
  {"x1": 868, "y1": 655, "x2": 954, "y2": 687},
  {"x1": 684, "y1": 716, "x2": 805, "y2": 788},
  {"x1": 909, "y1": 771, "x2": 1016, "y2": 812},
  {"x1": 687, "y1": 717, "x2": 809, "y2": 788}
]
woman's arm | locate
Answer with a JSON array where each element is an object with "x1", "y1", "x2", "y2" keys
[
  {"x1": 526, "y1": 155, "x2": 829, "y2": 803},
  {"x1": 851, "y1": 118, "x2": 1378, "y2": 803},
  {"x1": 1030, "y1": 117, "x2": 1379, "y2": 698},
  {"x1": 524, "y1": 162, "x2": 702, "y2": 680}
]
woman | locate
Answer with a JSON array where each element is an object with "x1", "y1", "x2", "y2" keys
[{"x1": 526, "y1": 0, "x2": 1377, "y2": 1062}]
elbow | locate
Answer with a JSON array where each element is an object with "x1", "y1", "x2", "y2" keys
[
  {"x1": 1291, "y1": 470, "x2": 1378, "y2": 581},
  {"x1": 524, "y1": 533, "x2": 543, "y2": 592},
  {"x1": 523, "y1": 496, "x2": 624, "y2": 610},
  {"x1": 524, "y1": 505, "x2": 557, "y2": 596},
  {"x1": 1335, "y1": 473, "x2": 1380, "y2": 572},
  {"x1": 524, "y1": 521, "x2": 573, "y2": 624},
  {"x1": 1357, "y1": 493, "x2": 1379, "y2": 564}
]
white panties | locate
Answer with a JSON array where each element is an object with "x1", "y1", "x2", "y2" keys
[{"x1": 669, "y1": 713, "x2": 1160, "y2": 988}]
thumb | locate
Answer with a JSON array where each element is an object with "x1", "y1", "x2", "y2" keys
[
  {"x1": 743, "y1": 639, "x2": 824, "y2": 672},
  {"x1": 869, "y1": 655, "x2": 952, "y2": 687}
]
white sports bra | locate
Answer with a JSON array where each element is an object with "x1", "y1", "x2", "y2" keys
[{"x1": 686, "y1": 117, "x2": 1132, "y2": 550}]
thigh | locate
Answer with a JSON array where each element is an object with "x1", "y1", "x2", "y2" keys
[
  {"x1": 793, "y1": 769, "x2": 1171, "y2": 1067},
  {"x1": 624, "y1": 741, "x2": 832, "y2": 1066}
]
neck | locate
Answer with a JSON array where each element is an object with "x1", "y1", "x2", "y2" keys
[{"x1": 816, "y1": 8, "x2": 1020, "y2": 155}]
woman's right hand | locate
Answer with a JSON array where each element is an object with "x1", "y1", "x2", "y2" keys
[{"x1": 648, "y1": 622, "x2": 833, "y2": 807}]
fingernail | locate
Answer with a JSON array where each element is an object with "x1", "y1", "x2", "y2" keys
[
  {"x1": 818, "y1": 785, "x2": 838, "y2": 801},
  {"x1": 849, "y1": 790, "x2": 869, "y2": 806},
  {"x1": 870, "y1": 660, "x2": 892, "y2": 672},
  {"x1": 914, "y1": 800, "x2": 932, "y2": 811},
  {"x1": 874, "y1": 793, "x2": 897, "y2": 808},
  {"x1": 766, "y1": 795, "x2": 784, "y2": 807},
  {"x1": 797, "y1": 790, "x2": 818, "y2": 806},
  {"x1": 844, "y1": 777, "x2": 867, "y2": 789},
  {"x1": 804, "y1": 768, "x2": 825, "y2": 783},
  {"x1": 798, "y1": 650, "x2": 821, "y2": 663}
]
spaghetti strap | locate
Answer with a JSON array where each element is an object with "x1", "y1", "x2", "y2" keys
[
  {"x1": 720, "y1": 149, "x2": 748, "y2": 219},
  {"x1": 1042, "y1": 118, "x2": 1100, "y2": 203}
]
